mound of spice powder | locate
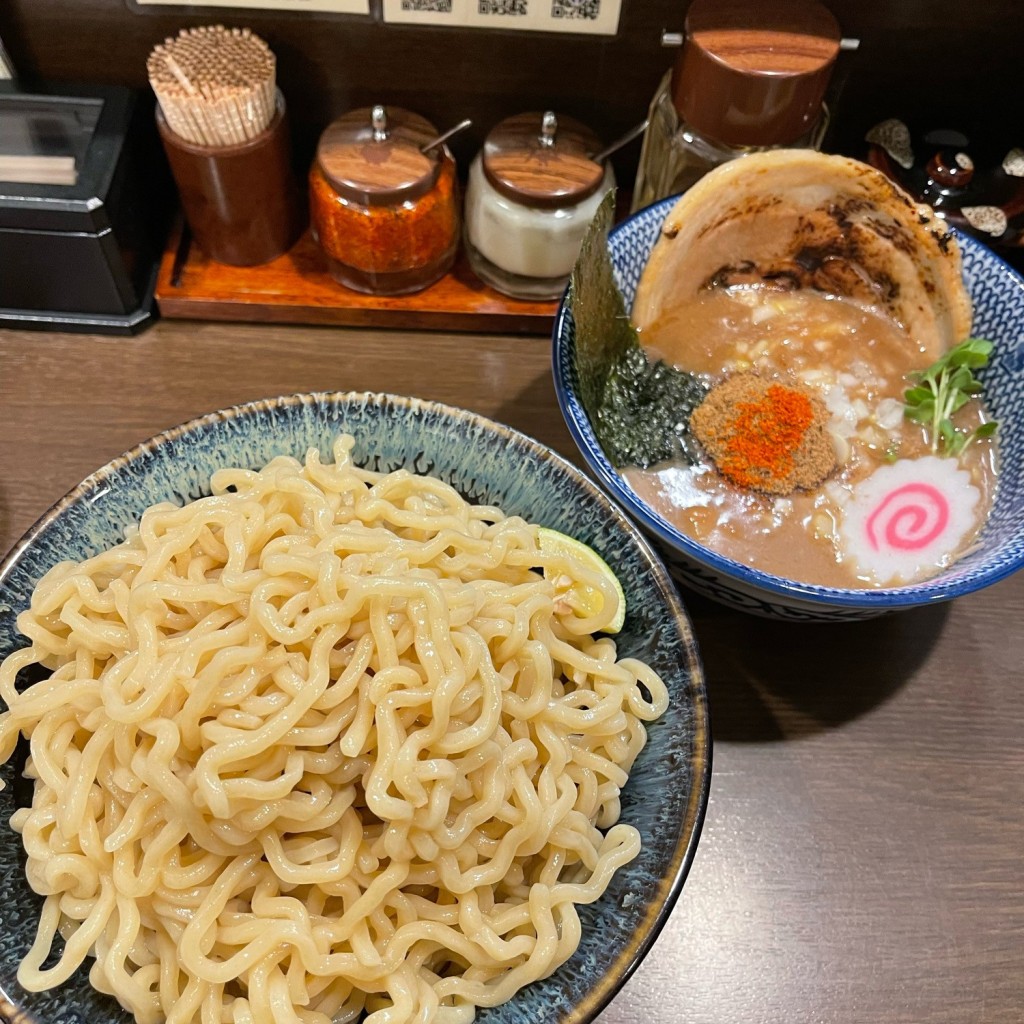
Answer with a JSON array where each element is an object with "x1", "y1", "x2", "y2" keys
[{"x1": 691, "y1": 373, "x2": 837, "y2": 495}]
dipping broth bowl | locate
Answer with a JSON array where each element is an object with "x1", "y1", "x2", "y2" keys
[
  {"x1": 552, "y1": 197, "x2": 1024, "y2": 621},
  {"x1": 0, "y1": 392, "x2": 710, "y2": 1024}
]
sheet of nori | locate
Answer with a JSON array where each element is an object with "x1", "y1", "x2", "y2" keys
[
  {"x1": 569, "y1": 190, "x2": 638, "y2": 421},
  {"x1": 569, "y1": 191, "x2": 707, "y2": 469}
]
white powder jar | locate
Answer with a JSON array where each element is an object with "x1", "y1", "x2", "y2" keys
[{"x1": 464, "y1": 111, "x2": 614, "y2": 300}]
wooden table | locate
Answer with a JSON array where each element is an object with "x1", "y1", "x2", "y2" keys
[{"x1": 1, "y1": 322, "x2": 1022, "y2": 1024}]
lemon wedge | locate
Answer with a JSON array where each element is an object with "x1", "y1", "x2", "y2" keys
[{"x1": 538, "y1": 527, "x2": 626, "y2": 634}]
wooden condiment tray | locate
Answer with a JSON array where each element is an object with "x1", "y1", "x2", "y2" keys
[{"x1": 154, "y1": 221, "x2": 559, "y2": 334}]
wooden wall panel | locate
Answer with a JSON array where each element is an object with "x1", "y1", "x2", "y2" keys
[{"x1": 0, "y1": 0, "x2": 1017, "y2": 184}]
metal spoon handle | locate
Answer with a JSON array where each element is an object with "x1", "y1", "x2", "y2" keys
[
  {"x1": 421, "y1": 118, "x2": 473, "y2": 155},
  {"x1": 591, "y1": 119, "x2": 649, "y2": 164}
]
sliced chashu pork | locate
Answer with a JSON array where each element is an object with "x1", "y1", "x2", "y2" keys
[{"x1": 632, "y1": 150, "x2": 972, "y2": 362}]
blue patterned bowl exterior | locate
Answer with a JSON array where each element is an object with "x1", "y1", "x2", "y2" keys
[
  {"x1": 553, "y1": 198, "x2": 1024, "y2": 622},
  {"x1": 0, "y1": 394, "x2": 709, "y2": 1024}
]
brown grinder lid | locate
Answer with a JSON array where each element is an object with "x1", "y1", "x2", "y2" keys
[
  {"x1": 672, "y1": 0, "x2": 841, "y2": 147},
  {"x1": 316, "y1": 105, "x2": 441, "y2": 205},
  {"x1": 482, "y1": 111, "x2": 605, "y2": 209}
]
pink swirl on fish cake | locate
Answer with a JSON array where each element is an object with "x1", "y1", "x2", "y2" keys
[
  {"x1": 865, "y1": 483, "x2": 950, "y2": 551},
  {"x1": 839, "y1": 456, "x2": 981, "y2": 585}
]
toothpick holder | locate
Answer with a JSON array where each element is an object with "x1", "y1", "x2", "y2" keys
[{"x1": 157, "y1": 91, "x2": 302, "y2": 267}]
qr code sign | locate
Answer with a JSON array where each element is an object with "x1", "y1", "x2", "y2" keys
[
  {"x1": 383, "y1": 0, "x2": 618, "y2": 31},
  {"x1": 551, "y1": 0, "x2": 600, "y2": 17},
  {"x1": 478, "y1": 0, "x2": 529, "y2": 15}
]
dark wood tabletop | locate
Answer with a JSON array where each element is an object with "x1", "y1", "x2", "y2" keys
[{"x1": 1, "y1": 321, "x2": 1021, "y2": 1024}]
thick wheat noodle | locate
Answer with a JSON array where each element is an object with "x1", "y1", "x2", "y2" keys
[{"x1": 0, "y1": 435, "x2": 668, "y2": 1024}]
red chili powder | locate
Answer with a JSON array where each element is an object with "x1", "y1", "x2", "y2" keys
[{"x1": 690, "y1": 373, "x2": 836, "y2": 495}]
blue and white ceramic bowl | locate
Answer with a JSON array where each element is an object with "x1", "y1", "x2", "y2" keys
[
  {"x1": 0, "y1": 393, "x2": 709, "y2": 1024},
  {"x1": 553, "y1": 198, "x2": 1024, "y2": 622}
]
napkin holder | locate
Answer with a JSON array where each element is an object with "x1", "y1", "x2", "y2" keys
[{"x1": 0, "y1": 82, "x2": 170, "y2": 335}]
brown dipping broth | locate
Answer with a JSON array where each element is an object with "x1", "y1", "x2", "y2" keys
[{"x1": 627, "y1": 287, "x2": 997, "y2": 588}]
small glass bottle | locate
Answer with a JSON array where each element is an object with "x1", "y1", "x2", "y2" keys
[
  {"x1": 310, "y1": 105, "x2": 460, "y2": 296},
  {"x1": 464, "y1": 111, "x2": 614, "y2": 301},
  {"x1": 632, "y1": 0, "x2": 841, "y2": 212}
]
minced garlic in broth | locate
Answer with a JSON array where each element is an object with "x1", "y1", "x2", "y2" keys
[{"x1": 627, "y1": 287, "x2": 997, "y2": 588}]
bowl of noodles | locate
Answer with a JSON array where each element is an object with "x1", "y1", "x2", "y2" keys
[
  {"x1": 0, "y1": 393, "x2": 709, "y2": 1024},
  {"x1": 553, "y1": 151, "x2": 1024, "y2": 621}
]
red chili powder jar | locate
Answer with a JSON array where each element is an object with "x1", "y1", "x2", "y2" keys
[{"x1": 310, "y1": 105, "x2": 460, "y2": 295}]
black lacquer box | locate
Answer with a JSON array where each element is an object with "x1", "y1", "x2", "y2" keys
[{"x1": 0, "y1": 82, "x2": 170, "y2": 335}]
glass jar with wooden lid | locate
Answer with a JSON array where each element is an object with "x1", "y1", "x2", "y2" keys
[
  {"x1": 464, "y1": 111, "x2": 614, "y2": 301},
  {"x1": 631, "y1": 0, "x2": 840, "y2": 211},
  {"x1": 309, "y1": 105, "x2": 460, "y2": 295}
]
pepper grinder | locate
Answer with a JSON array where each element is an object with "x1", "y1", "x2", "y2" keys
[{"x1": 632, "y1": 0, "x2": 841, "y2": 211}]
